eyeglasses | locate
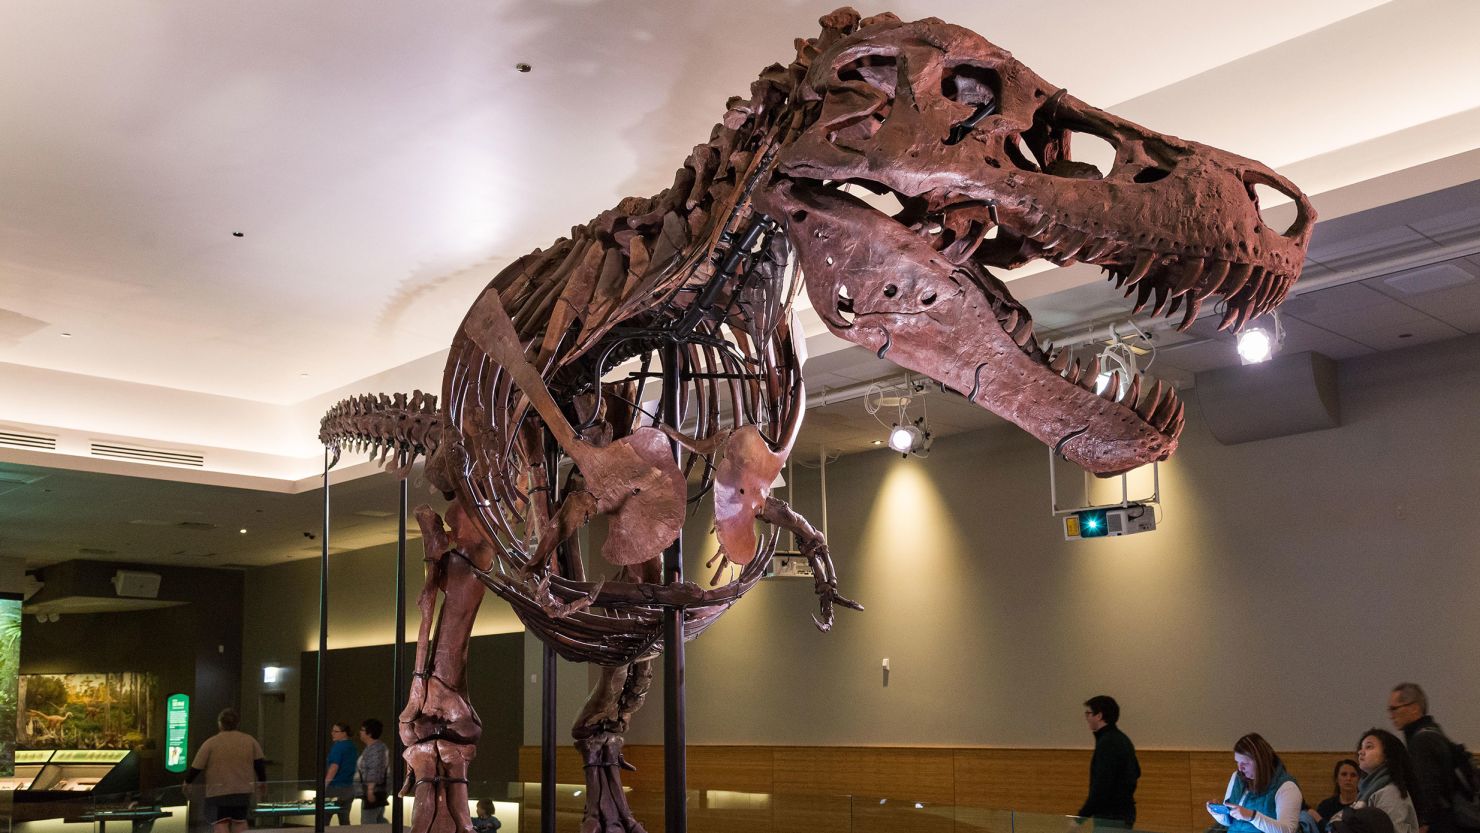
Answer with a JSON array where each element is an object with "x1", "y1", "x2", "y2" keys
[{"x1": 1386, "y1": 701, "x2": 1416, "y2": 713}]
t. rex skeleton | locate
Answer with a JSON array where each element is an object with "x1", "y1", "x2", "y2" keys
[{"x1": 319, "y1": 9, "x2": 1314, "y2": 833}]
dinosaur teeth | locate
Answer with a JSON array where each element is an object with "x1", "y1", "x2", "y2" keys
[
  {"x1": 1178, "y1": 295, "x2": 1203, "y2": 331},
  {"x1": 1098, "y1": 372, "x2": 1120, "y2": 401},
  {"x1": 999, "y1": 308, "x2": 1019, "y2": 333},
  {"x1": 1054, "y1": 230, "x2": 1091, "y2": 263},
  {"x1": 1221, "y1": 262, "x2": 1255, "y2": 298},
  {"x1": 1150, "y1": 284, "x2": 1170, "y2": 317},
  {"x1": 1196, "y1": 259, "x2": 1232, "y2": 301},
  {"x1": 1171, "y1": 257, "x2": 1206, "y2": 297},
  {"x1": 1050, "y1": 349, "x2": 1071, "y2": 374},
  {"x1": 1119, "y1": 374, "x2": 1141, "y2": 408},
  {"x1": 1150, "y1": 386, "x2": 1180, "y2": 430},
  {"x1": 1084, "y1": 237, "x2": 1118, "y2": 263},
  {"x1": 1081, "y1": 356, "x2": 1100, "y2": 387},
  {"x1": 1011, "y1": 317, "x2": 1035, "y2": 347},
  {"x1": 1124, "y1": 251, "x2": 1156, "y2": 287},
  {"x1": 1136, "y1": 380, "x2": 1164, "y2": 419},
  {"x1": 1131, "y1": 281, "x2": 1154, "y2": 314}
]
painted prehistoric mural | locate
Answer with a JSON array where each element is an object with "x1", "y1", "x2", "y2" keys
[
  {"x1": 0, "y1": 597, "x2": 20, "y2": 775},
  {"x1": 17, "y1": 672, "x2": 157, "y2": 750}
]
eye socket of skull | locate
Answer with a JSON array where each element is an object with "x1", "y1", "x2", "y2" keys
[
  {"x1": 940, "y1": 63, "x2": 1000, "y2": 109},
  {"x1": 834, "y1": 50, "x2": 898, "y2": 96},
  {"x1": 1241, "y1": 169, "x2": 1313, "y2": 239}
]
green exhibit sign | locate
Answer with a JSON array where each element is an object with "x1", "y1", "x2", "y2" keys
[{"x1": 165, "y1": 693, "x2": 189, "y2": 773}]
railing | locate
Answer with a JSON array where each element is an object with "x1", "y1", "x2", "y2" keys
[{"x1": 1, "y1": 779, "x2": 1176, "y2": 833}]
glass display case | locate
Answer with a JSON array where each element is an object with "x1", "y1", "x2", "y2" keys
[{"x1": 26, "y1": 749, "x2": 134, "y2": 794}]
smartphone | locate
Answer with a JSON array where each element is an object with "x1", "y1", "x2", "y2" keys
[{"x1": 1208, "y1": 803, "x2": 1233, "y2": 814}]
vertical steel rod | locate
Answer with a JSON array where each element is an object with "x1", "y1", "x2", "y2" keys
[
  {"x1": 541, "y1": 445, "x2": 560, "y2": 833},
  {"x1": 392, "y1": 471, "x2": 408, "y2": 833},
  {"x1": 315, "y1": 447, "x2": 331, "y2": 832},
  {"x1": 541, "y1": 644, "x2": 557, "y2": 833},
  {"x1": 661, "y1": 340, "x2": 687, "y2": 833}
]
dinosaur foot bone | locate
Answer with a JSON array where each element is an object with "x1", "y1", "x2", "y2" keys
[
  {"x1": 576, "y1": 733, "x2": 648, "y2": 833},
  {"x1": 403, "y1": 738, "x2": 476, "y2": 833}
]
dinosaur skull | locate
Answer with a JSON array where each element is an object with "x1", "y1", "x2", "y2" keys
[{"x1": 755, "y1": 11, "x2": 1315, "y2": 475}]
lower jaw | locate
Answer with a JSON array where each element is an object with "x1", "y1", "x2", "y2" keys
[{"x1": 848, "y1": 305, "x2": 1171, "y2": 475}]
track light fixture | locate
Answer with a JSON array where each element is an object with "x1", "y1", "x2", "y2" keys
[
  {"x1": 1092, "y1": 322, "x2": 1151, "y2": 399},
  {"x1": 1236, "y1": 311, "x2": 1285, "y2": 364},
  {"x1": 864, "y1": 377, "x2": 933, "y2": 458}
]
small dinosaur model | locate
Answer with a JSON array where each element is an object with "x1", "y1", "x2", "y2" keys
[{"x1": 320, "y1": 9, "x2": 1314, "y2": 832}]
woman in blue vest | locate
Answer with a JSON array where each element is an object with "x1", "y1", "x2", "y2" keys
[{"x1": 1208, "y1": 733, "x2": 1305, "y2": 833}]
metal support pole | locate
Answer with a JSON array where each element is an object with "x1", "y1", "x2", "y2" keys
[
  {"x1": 391, "y1": 471, "x2": 408, "y2": 833},
  {"x1": 661, "y1": 340, "x2": 687, "y2": 833},
  {"x1": 541, "y1": 443, "x2": 560, "y2": 833},
  {"x1": 541, "y1": 644, "x2": 557, "y2": 833},
  {"x1": 315, "y1": 448, "x2": 331, "y2": 832}
]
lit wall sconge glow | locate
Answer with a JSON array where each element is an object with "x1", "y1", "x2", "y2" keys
[{"x1": 262, "y1": 665, "x2": 284, "y2": 685}]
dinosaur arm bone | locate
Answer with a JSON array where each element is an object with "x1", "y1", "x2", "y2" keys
[{"x1": 759, "y1": 495, "x2": 863, "y2": 632}]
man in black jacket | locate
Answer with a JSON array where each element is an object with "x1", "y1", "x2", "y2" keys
[
  {"x1": 1389, "y1": 683, "x2": 1455, "y2": 833},
  {"x1": 1079, "y1": 695, "x2": 1141, "y2": 828}
]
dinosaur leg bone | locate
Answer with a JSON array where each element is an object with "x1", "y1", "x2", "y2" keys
[
  {"x1": 571, "y1": 656, "x2": 655, "y2": 833},
  {"x1": 399, "y1": 502, "x2": 490, "y2": 833},
  {"x1": 758, "y1": 496, "x2": 864, "y2": 632},
  {"x1": 567, "y1": 557, "x2": 658, "y2": 833}
]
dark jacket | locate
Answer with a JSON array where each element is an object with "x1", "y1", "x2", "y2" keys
[
  {"x1": 1403, "y1": 716, "x2": 1455, "y2": 833},
  {"x1": 1080, "y1": 724, "x2": 1141, "y2": 826}
]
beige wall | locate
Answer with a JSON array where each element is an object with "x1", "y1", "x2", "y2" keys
[
  {"x1": 605, "y1": 333, "x2": 1480, "y2": 751},
  {"x1": 245, "y1": 333, "x2": 1480, "y2": 773}
]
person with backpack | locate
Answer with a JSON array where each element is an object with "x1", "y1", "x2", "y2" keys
[{"x1": 1390, "y1": 683, "x2": 1458, "y2": 833}]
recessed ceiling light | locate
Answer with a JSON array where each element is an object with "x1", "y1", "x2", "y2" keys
[
  {"x1": 1398, "y1": 332, "x2": 1413, "y2": 339},
  {"x1": 299, "y1": 371, "x2": 310, "y2": 377},
  {"x1": 871, "y1": 439, "x2": 882, "y2": 445},
  {"x1": 232, "y1": 231, "x2": 244, "y2": 238},
  {"x1": 60, "y1": 332, "x2": 72, "y2": 338},
  {"x1": 515, "y1": 62, "x2": 532, "y2": 73},
  {"x1": 239, "y1": 528, "x2": 248, "y2": 534}
]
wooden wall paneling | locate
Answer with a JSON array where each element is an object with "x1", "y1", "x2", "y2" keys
[
  {"x1": 1190, "y1": 751, "x2": 1234, "y2": 827},
  {"x1": 687, "y1": 746, "x2": 776, "y2": 833},
  {"x1": 1135, "y1": 751, "x2": 1194, "y2": 833},
  {"x1": 953, "y1": 749, "x2": 1090, "y2": 814},
  {"x1": 511, "y1": 744, "x2": 1352, "y2": 833},
  {"x1": 772, "y1": 746, "x2": 956, "y2": 802},
  {"x1": 773, "y1": 747, "x2": 955, "y2": 833}
]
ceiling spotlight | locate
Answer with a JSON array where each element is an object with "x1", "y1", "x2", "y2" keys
[
  {"x1": 1237, "y1": 312, "x2": 1285, "y2": 364},
  {"x1": 888, "y1": 424, "x2": 921, "y2": 453},
  {"x1": 865, "y1": 377, "x2": 933, "y2": 458}
]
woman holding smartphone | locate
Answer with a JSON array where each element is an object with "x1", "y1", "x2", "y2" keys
[{"x1": 1207, "y1": 733, "x2": 1304, "y2": 833}]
